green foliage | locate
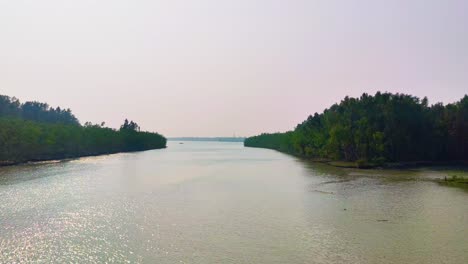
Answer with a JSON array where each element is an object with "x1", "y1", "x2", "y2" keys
[
  {"x1": 0, "y1": 95, "x2": 79, "y2": 125},
  {"x1": 120, "y1": 119, "x2": 140, "y2": 132},
  {"x1": 0, "y1": 95, "x2": 166, "y2": 165},
  {"x1": 245, "y1": 92, "x2": 468, "y2": 163}
]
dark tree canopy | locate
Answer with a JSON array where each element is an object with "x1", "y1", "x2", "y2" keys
[
  {"x1": 0, "y1": 95, "x2": 79, "y2": 125},
  {"x1": 245, "y1": 92, "x2": 468, "y2": 164},
  {"x1": 120, "y1": 119, "x2": 140, "y2": 132}
]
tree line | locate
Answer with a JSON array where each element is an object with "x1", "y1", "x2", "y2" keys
[
  {"x1": 245, "y1": 92, "x2": 468, "y2": 166},
  {"x1": 0, "y1": 95, "x2": 79, "y2": 125},
  {"x1": 0, "y1": 94, "x2": 166, "y2": 165}
]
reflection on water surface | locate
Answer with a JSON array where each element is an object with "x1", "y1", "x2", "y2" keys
[{"x1": 1, "y1": 141, "x2": 467, "y2": 263}]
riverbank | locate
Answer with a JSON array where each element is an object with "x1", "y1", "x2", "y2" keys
[
  {"x1": 326, "y1": 160, "x2": 468, "y2": 169},
  {"x1": 245, "y1": 145, "x2": 468, "y2": 191},
  {"x1": 0, "y1": 147, "x2": 166, "y2": 168},
  {"x1": 245, "y1": 145, "x2": 468, "y2": 169},
  {"x1": 0, "y1": 118, "x2": 167, "y2": 168},
  {"x1": 436, "y1": 174, "x2": 468, "y2": 189},
  {"x1": 0, "y1": 95, "x2": 167, "y2": 167},
  {"x1": 244, "y1": 93, "x2": 468, "y2": 169},
  {"x1": 327, "y1": 160, "x2": 468, "y2": 191}
]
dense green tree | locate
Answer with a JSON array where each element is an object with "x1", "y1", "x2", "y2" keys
[
  {"x1": 0, "y1": 94, "x2": 166, "y2": 165},
  {"x1": 120, "y1": 119, "x2": 140, "y2": 131},
  {"x1": 0, "y1": 95, "x2": 79, "y2": 125},
  {"x1": 245, "y1": 92, "x2": 468, "y2": 164}
]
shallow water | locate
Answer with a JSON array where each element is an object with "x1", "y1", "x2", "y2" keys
[{"x1": 0, "y1": 141, "x2": 467, "y2": 263}]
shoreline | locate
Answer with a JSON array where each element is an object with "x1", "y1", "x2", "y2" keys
[
  {"x1": 0, "y1": 146, "x2": 167, "y2": 168},
  {"x1": 325, "y1": 160, "x2": 468, "y2": 169},
  {"x1": 244, "y1": 145, "x2": 468, "y2": 170},
  {"x1": 245, "y1": 145, "x2": 468, "y2": 191}
]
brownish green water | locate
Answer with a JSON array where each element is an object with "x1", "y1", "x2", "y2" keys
[{"x1": 0, "y1": 141, "x2": 467, "y2": 263}]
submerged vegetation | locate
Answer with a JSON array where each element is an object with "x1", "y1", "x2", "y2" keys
[
  {"x1": 439, "y1": 172, "x2": 468, "y2": 189},
  {"x1": 245, "y1": 92, "x2": 468, "y2": 168},
  {"x1": 0, "y1": 95, "x2": 166, "y2": 165}
]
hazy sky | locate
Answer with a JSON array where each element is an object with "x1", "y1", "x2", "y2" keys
[{"x1": 1, "y1": 0, "x2": 467, "y2": 137}]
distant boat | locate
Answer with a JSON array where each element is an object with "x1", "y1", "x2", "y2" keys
[{"x1": 179, "y1": 142, "x2": 184, "y2": 144}]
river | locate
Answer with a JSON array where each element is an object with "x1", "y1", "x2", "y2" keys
[{"x1": 0, "y1": 141, "x2": 467, "y2": 263}]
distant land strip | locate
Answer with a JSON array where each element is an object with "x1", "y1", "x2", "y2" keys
[{"x1": 169, "y1": 137, "x2": 245, "y2": 142}]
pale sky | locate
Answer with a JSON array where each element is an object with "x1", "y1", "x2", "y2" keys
[{"x1": 1, "y1": 0, "x2": 467, "y2": 137}]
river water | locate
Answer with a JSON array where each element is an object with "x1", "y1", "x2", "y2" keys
[{"x1": 0, "y1": 141, "x2": 467, "y2": 263}]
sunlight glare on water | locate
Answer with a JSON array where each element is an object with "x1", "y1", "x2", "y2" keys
[{"x1": 0, "y1": 141, "x2": 467, "y2": 263}]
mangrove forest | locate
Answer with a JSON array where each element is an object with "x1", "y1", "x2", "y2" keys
[
  {"x1": 245, "y1": 92, "x2": 468, "y2": 167},
  {"x1": 0, "y1": 94, "x2": 166, "y2": 165}
]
